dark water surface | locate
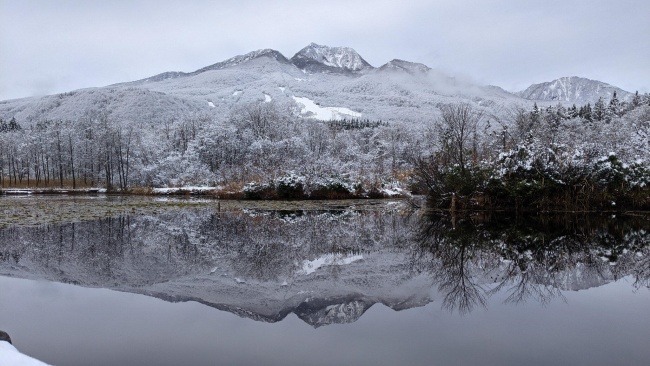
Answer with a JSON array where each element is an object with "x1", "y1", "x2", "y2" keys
[{"x1": 0, "y1": 197, "x2": 648, "y2": 365}]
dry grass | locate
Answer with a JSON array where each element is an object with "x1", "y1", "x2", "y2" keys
[{"x1": 0, "y1": 179, "x2": 97, "y2": 189}]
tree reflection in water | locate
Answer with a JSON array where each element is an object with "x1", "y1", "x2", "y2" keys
[
  {"x1": 0, "y1": 205, "x2": 648, "y2": 323},
  {"x1": 412, "y1": 210, "x2": 649, "y2": 314}
]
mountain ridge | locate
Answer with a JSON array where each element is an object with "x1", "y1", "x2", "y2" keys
[
  {"x1": 516, "y1": 76, "x2": 632, "y2": 105},
  {"x1": 0, "y1": 43, "x2": 636, "y2": 126}
]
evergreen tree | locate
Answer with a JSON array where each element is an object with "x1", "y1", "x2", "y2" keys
[
  {"x1": 607, "y1": 91, "x2": 621, "y2": 119},
  {"x1": 632, "y1": 91, "x2": 641, "y2": 108},
  {"x1": 530, "y1": 103, "x2": 541, "y2": 124},
  {"x1": 581, "y1": 103, "x2": 593, "y2": 122},
  {"x1": 8, "y1": 117, "x2": 21, "y2": 131},
  {"x1": 555, "y1": 103, "x2": 567, "y2": 120},
  {"x1": 593, "y1": 97, "x2": 606, "y2": 121},
  {"x1": 0, "y1": 118, "x2": 7, "y2": 132}
]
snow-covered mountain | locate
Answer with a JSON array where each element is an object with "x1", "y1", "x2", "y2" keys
[
  {"x1": 0, "y1": 44, "x2": 635, "y2": 127},
  {"x1": 129, "y1": 49, "x2": 293, "y2": 85},
  {"x1": 517, "y1": 76, "x2": 632, "y2": 105},
  {"x1": 290, "y1": 42, "x2": 373, "y2": 73},
  {"x1": 378, "y1": 59, "x2": 431, "y2": 74},
  {"x1": 0, "y1": 43, "x2": 528, "y2": 125}
]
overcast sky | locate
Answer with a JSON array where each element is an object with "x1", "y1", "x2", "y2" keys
[{"x1": 1, "y1": 0, "x2": 648, "y2": 101}]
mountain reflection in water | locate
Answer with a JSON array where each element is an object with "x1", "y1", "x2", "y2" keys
[{"x1": 0, "y1": 204, "x2": 648, "y2": 327}]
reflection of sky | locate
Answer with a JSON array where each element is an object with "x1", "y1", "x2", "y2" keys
[{"x1": 1, "y1": 276, "x2": 648, "y2": 366}]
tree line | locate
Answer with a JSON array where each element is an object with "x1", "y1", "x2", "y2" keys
[
  {"x1": 1, "y1": 93, "x2": 648, "y2": 204},
  {"x1": 415, "y1": 95, "x2": 650, "y2": 211}
]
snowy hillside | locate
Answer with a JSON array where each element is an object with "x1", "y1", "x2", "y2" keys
[
  {"x1": 0, "y1": 87, "x2": 208, "y2": 126},
  {"x1": 0, "y1": 43, "x2": 645, "y2": 191},
  {"x1": 0, "y1": 43, "x2": 530, "y2": 125},
  {"x1": 517, "y1": 76, "x2": 632, "y2": 105}
]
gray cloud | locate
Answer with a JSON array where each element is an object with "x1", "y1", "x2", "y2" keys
[{"x1": 1, "y1": 0, "x2": 648, "y2": 100}]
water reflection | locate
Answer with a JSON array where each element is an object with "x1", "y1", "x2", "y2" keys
[
  {"x1": 413, "y1": 212, "x2": 649, "y2": 314},
  {"x1": 0, "y1": 205, "x2": 648, "y2": 325}
]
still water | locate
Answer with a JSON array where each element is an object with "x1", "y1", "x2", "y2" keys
[{"x1": 0, "y1": 197, "x2": 649, "y2": 365}]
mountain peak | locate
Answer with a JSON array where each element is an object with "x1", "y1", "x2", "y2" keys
[
  {"x1": 291, "y1": 43, "x2": 373, "y2": 73},
  {"x1": 194, "y1": 49, "x2": 289, "y2": 74},
  {"x1": 378, "y1": 59, "x2": 431, "y2": 74},
  {"x1": 517, "y1": 76, "x2": 631, "y2": 105}
]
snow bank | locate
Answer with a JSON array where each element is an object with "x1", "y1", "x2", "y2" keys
[
  {"x1": 0, "y1": 341, "x2": 51, "y2": 366},
  {"x1": 151, "y1": 186, "x2": 220, "y2": 195}
]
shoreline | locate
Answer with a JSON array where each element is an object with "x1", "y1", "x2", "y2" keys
[{"x1": 0, "y1": 187, "x2": 409, "y2": 200}]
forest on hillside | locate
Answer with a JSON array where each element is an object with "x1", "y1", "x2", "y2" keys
[{"x1": 0, "y1": 93, "x2": 648, "y2": 208}]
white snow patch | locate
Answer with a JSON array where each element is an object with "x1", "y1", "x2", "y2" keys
[
  {"x1": 292, "y1": 96, "x2": 362, "y2": 121},
  {"x1": 278, "y1": 87, "x2": 286, "y2": 92},
  {"x1": 0, "y1": 341, "x2": 50, "y2": 365},
  {"x1": 297, "y1": 253, "x2": 364, "y2": 275},
  {"x1": 152, "y1": 186, "x2": 220, "y2": 194},
  {"x1": 208, "y1": 101, "x2": 215, "y2": 108},
  {"x1": 264, "y1": 93, "x2": 272, "y2": 103},
  {"x1": 380, "y1": 186, "x2": 406, "y2": 197},
  {"x1": 232, "y1": 90, "x2": 242, "y2": 96}
]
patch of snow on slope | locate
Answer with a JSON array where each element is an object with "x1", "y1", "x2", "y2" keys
[
  {"x1": 298, "y1": 253, "x2": 364, "y2": 275},
  {"x1": 208, "y1": 101, "x2": 215, "y2": 108},
  {"x1": 264, "y1": 93, "x2": 272, "y2": 102},
  {"x1": 232, "y1": 90, "x2": 242, "y2": 96},
  {"x1": 292, "y1": 96, "x2": 362, "y2": 121},
  {"x1": 278, "y1": 87, "x2": 286, "y2": 92}
]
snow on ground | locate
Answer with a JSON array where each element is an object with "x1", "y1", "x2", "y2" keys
[
  {"x1": 208, "y1": 101, "x2": 215, "y2": 108},
  {"x1": 298, "y1": 253, "x2": 364, "y2": 275},
  {"x1": 232, "y1": 90, "x2": 242, "y2": 96},
  {"x1": 151, "y1": 186, "x2": 220, "y2": 194},
  {"x1": 380, "y1": 185, "x2": 407, "y2": 197},
  {"x1": 0, "y1": 341, "x2": 51, "y2": 366},
  {"x1": 264, "y1": 93, "x2": 272, "y2": 102},
  {"x1": 292, "y1": 96, "x2": 362, "y2": 121},
  {"x1": 278, "y1": 86, "x2": 286, "y2": 92}
]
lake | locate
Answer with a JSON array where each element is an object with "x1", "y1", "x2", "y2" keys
[{"x1": 1, "y1": 196, "x2": 649, "y2": 365}]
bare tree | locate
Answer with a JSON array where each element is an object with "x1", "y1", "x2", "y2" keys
[{"x1": 437, "y1": 103, "x2": 484, "y2": 173}]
